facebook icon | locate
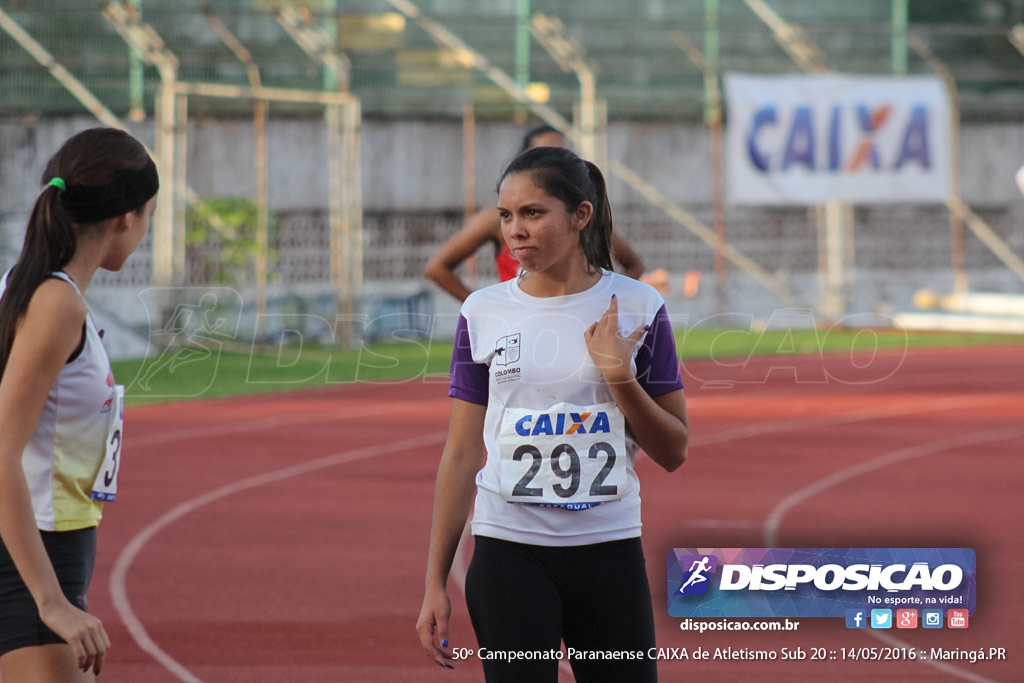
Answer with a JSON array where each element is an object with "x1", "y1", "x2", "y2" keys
[{"x1": 845, "y1": 609, "x2": 867, "y2": 629}]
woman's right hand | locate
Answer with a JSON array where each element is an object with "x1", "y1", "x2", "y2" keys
[
  {"x1": 38, "y1": 598, "x2": 110, "y2": 674},
  {"x1": 414, "y1": 400, "x2": 486, "y2": 670},
  {"x1": 416, "y1": 585, "x2": 455, "y2": 669}
]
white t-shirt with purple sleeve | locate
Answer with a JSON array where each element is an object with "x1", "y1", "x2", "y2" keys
[{"x1": 449, "y1": 270, "x2": 684, "y2": 547}]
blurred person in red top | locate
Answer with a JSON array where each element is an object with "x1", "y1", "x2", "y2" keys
[{"x1": 424, "y1": 125, "x2": 644, "y2": 302}]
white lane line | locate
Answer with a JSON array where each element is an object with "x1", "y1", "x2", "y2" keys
[
  {"x1": 129, "y1": 392, "x2": 998, "y2": 453},
  {"x1": 109, "y1": 431, "x2": 448, "y2": 683},
  {"x1": 690, "y1": 393, "x2": 1004, "y2": 448},
  {"x1": 763, "y1": 424, "x2": 1024, "y2": 547},
  {"x1": 113, "y1": 392, "x2": 1014, "y2": 681},
  {"x1": 445, "y1": 395, "x2": 1014, "y2": 682},
  {"x1": 762, "y1": 424, "x2": 1024, "y2": 683},
  {"x1": 129, "y1": 403, "x2": 439, "y2": 448},
  {"x1": 676, "y1": 395, "x2": 1011, "y2": 538}
]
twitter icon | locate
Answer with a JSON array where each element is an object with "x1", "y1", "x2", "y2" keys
[{"x1": 870, "y1": 609, "x2": 893, "y2": 629}]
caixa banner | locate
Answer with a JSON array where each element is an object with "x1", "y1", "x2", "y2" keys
[
  {"x1": 724, "y1": 74, "x2": 951, "y2": 205},
  {"x1": 668, "y1": 548, "x2": 975, "y2": 618}
]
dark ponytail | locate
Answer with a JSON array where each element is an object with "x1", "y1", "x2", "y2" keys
[
  {"x1": 498, "y1": 146, "x2": 613, "y2": 272},
  {"x1": 581, "y1": 160, "x2": 613, "y2": 272},
  {"x1": 0, "y1": 127, "x2": 157, "y2": 377}
]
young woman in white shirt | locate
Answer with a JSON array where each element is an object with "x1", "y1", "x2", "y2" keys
[{"x1": 416, "y1": 145, "x2": 688, "y2": 682}]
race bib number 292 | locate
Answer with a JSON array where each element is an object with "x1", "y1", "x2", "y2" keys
[{"x1": 498, "y1": 402, "x2": 629, "y2": 510}]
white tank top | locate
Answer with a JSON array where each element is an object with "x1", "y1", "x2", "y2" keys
[{"x1": 1, "y1": 271, "x2": 115, "y2": 531}]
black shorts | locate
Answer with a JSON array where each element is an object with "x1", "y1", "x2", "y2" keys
[
  {"x1": 0, "y1": 526, "x2": 97, "y2": 657},
  {"x1": 465, "y1": 535, "x2": 658, "y2": 683}
]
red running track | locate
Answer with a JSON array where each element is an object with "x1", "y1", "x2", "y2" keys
[{"x1": 80, "y1": 344, "x2": 1022, "y2": 682}]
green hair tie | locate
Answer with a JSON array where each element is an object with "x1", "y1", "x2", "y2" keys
[{"x1": 47, "y1": 177, "x2": 66, "y2": 193}]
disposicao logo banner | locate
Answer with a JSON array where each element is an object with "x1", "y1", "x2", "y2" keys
[{"x1": 668, "y1": 548, "x2": 975, "y2": 618}]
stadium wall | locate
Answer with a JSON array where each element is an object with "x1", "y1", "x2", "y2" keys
[{"x1": 1, "y1": 117, "x2": 1021, "y2": 357}]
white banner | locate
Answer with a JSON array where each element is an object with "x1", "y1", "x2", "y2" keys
[{"x1": 725, "y1": 74, "x2": 951, "y2": 205}]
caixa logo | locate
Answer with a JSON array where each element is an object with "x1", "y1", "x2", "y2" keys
[
  {"x1": 514, "y1": 411, "x2": 612, "y2": 437},
  {"x1": 676, "y1": 555, "x2": 719, "y2": 596}
]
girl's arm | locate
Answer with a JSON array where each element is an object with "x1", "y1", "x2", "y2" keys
[
  {"x1": 584, "y1": 295, "x2": 688, "y2": 471},
  {"x1": 415, "y1": 398, "x2": 486, "y2": 668},
  {"x1": 0, "y1": 279, "x2": 110, "y2": 674},
  {"x1": 424, "y1": 207, "x2": 504, "y2": 302}
]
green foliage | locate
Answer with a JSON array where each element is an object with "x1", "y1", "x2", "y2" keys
[{"x1": 185, "y1": 197, "x2": 280, "y2": 285}]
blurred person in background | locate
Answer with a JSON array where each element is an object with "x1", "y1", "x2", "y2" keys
[{"x1": 424, "y1": 124, "x2": 644, "y2": 302}]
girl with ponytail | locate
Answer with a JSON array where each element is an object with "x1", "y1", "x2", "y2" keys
[
  {"x1": 0, "y1": 127, "x2": 157, "y2": 681},
  {"x1": 417, "y1": 145, "x2": 688, "y2": 682}
]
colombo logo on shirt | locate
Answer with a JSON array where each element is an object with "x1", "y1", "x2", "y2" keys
[
  {"x1": 494, "y1": 333, "x2": 521, "y2": 365},
  {"x1": 493, "y1": 333, "x2": 522, "y2": 384}
]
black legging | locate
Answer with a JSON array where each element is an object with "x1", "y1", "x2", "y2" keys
[{"x1": 465, "y1": 535, "x2": 658, "y2": 683}]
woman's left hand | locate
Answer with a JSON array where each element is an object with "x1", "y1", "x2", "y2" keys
[{"x1": 584, "y1": 295, "x2": 646, "y2": 385}]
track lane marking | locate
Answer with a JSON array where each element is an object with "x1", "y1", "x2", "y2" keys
[
  {"x1": 111, "y1": 389, "x2": 1018, "y2": 681},
  {"x1": 762, "y1": 425, "x2": 1024, "y2": 683},
  {"x1": 110, "y1": 431, "x2": 448, "y2": 683}
]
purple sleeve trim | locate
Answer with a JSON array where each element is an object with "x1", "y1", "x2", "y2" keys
[
  {"x1": 448, "y1": 314, "x2": 489, "y2": 405},
  {"x1": 635, "y1": 304, "x2": 684, "y2": 396}
]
